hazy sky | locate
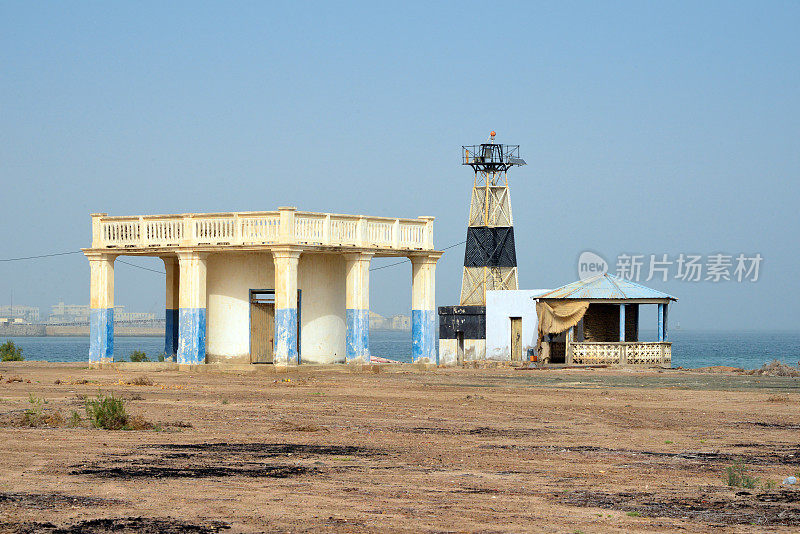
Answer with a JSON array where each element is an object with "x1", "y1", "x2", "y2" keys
[{"x1": 1, "y1": 1, "x2": 798, "y2": 330}]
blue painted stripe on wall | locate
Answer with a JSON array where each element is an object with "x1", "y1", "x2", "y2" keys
[
  {"x1": 165, "y1": 308, "x2": 179, "y2": 357},
  {"x1": 275, "y1": 308, "x2": 298, "y2": 365},
  {"x1": 178, "y1": 308, "x2": 206, "y2": 364},
  {"x1": 89, "y1": 308, "x2": 114, "y2": 363},
  {"x1": 345, "y1": 308, "x2": 369, "y2": 362},
  {"x1": 412, "y1": 309, "x2": 436, "y2": 364}
]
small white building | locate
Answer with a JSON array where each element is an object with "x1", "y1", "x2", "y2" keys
[
  {"x1": 485, "y1": 289, "x2": 549, "y2": 361},
  {"x1": 83, "y1": 208, "x2": 441, "y2": 366}
]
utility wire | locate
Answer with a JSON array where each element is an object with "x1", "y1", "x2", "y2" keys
[
  {"x1": 117, "y1": 259, "x2": 165, "y2": 274},
  {"x1": 0, "y1": 239, "x2": 467, "y2": 275},
  {"x1": 0, "y1": 249, "x2": 166, "y2": 275},
  {"x1": 0, "y1": 251, "x2": 82, "y2": 262},
  {"x1": 369, "y1": 240, "x2": 466, "y2": 272}
]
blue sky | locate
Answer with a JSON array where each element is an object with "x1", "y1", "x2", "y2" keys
[{"x1": 1, "y1": 1, "x2": 798, "y2": 330}]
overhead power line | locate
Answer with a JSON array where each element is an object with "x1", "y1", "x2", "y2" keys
[
  {"x1": 0, "y1": 239, "x2": 467, "y2": 275},
  {"x1": 116, "y1": 260, "x2": 166, "y2": 274},
  {"x1": 0, "y1": 251, "x2": 82, "y2": 262},
  {"x1": 369, "y1": 240, "x2": 466, "y2": 272},
  {"x1": 0, "y1": 249, "x2": 166, "y2": 275}
]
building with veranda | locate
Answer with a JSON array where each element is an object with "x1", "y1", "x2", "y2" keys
[{"x1": 83, "y1": 208, "x2": 441, "y2": 366}]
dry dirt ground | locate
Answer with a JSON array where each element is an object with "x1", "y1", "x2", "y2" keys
[{"x1": 0, "y1": 362, "x2": 798, "y2": 533}]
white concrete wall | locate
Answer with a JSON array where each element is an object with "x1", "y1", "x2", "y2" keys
[
  {"x1": 485, "y1": 290, "x2": 549, "y2": 361},
  {"x1": 206, "y1": 252, "x2": 274, "y2": 363},
  {"x1": 206, "y1": 252, "x2": 346, "y2": 364},
  {"x1": 298, "y1": 253, "x2": 346, "y2": 364}
]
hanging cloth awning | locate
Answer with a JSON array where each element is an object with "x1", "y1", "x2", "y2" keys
[{"x1": 536, "y1": 300, "x2": 590, "y2": 353}]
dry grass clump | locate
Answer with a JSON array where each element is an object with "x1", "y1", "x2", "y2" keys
[
  {"x1": 17, "y1": 394, "x2": 64, "y2": 428},
  {"x1": 747, "y1": 360, "x2": 800, "y2": 377},
  {"x1": 273, "y1": 420, "x2": 328, "y2": 433},
  {"x1": 126, "y1": 376, "x2": 154, "y2": 386},
  {"x1": 55, "y1": 378, "x2": 92, "y2": 385},
  {"x1": 766, "y1": 395, "x2": 791, "y2": 403}
]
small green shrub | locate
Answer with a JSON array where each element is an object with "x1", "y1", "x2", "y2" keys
[
  {"x1": 157, "y1": 353, "x2": 166, "y2": 362},
  {"x1": 726, "y1": 462, "x2": 760, "y2": 488},
  {"x1": 85, "y1": 393, "x2": 128, "y2": 430},
  {"x1": 626, "y1": 511, "x2": 642, "y2": 517},
  {"x1": 762, "y1": 480, "x2": 776, "y2": 491},
  {"x1": 0, "y1": 340, "x2": 23, "y2": 362},
  {"x1": 22, "y1": 393, "x2": 45, "y2": 426},
  {"x1": 68, "y1": 410, "x2": 82, "y2": 427},
  {"x1": 129, "y1": 350, "x2": 149, "y2": 363}
]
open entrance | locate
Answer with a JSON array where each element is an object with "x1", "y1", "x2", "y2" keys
[
  {"x1": 249, "y1": 290, "x2": 275, "y2": 364},
  {"x1": 510, "y1": 317, "x2": 522, "y2": 362},
  {"x1": 249, "y1": 289, "x2": 302, "y2": 364}
]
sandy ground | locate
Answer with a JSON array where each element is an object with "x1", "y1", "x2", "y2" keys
[{"x1": 0, "y1": 362, "x2": 798, "y2": 533}]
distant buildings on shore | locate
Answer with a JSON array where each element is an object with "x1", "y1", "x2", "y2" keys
[
  {"x1": 48, "y1": 302, "x2": 156, "y2": 324},
  {"x1": 369, "y1": 312, "x2": 411, "y2": 331},
  {"x1": 1, "y1": 302, "x2": 157, "y2": 325},
  {"x1": 0, "y1": 302, "x2": 411, "y2": 330},
  {"x1": 0, "y1": 305, "x2": 39, "y2": 323}
]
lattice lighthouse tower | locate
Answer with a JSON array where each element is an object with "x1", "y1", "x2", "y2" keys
[
  {"x1": 459, "y1": 132, "x2": 524, "y2": 305},
  {"x1": 438, "y1": 132, "x2": 525, "y2": 364}
]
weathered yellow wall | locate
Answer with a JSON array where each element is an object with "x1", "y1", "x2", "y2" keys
[
  {"x1": 205, "y1": 252, "x2": 346, "y2": 364},
  {"x1": 206, "y1": 252, "x2": 273, "y2": 363},
  {"x1": 298, "y1": 253, "x2": 346, "y2": 364}
]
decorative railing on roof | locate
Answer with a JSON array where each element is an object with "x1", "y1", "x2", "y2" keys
[{"x1": 91, "y1": 208, "x2": 434, "y2": 251}]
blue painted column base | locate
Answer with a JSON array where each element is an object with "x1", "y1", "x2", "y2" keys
[
  {"x1": 89, "y1": 308, "x2": 114, "y2": 363},
  {"x1": 178, "y1": 308, "x2": 206, "y2": 365},
  {"x1": 275, "y1": 308, "x2": 298, "y2": 365},
  {"x1": 412, "y1": 309, "x2": 436, "y2": 364},
  {"x1": 164, "y1": 309, "x2": 179, "y2": 361},
  {"x1": 346, "y1": 309, "x2": 370, "y2": 363}
]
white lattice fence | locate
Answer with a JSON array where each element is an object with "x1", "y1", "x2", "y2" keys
[
  {"x1": 570, "y1": 342, "x2": 671, "y2": 366},
  {"x1": 627, "y1": 343, "x2": 664, "y2": 365},
  {"x1": 571, "y1": 343, "x2": 621, "y2": 365}
]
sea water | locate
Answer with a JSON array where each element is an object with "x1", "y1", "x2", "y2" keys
[{"x1": 2, "y1": 330, "x2": 799, "y2": 369}]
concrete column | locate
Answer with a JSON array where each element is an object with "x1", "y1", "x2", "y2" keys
[
  {"x1": 344, "y1": 252, "x2": 372, "y2": 363},
  {"x1": 273, "y1": 247, "x2": 301, "y2": 366},
  {"x1": 411, "y1": 254, "x2": 440, "y2": 364},
  {"x1": 663, "y1": 303, "x2": 669, "y2": 342},
  {"x1": 162, "y1": 256, "x2": 180, "y2": 361},
  {"x1": 177, "y1": 251, "x2": 207, "y2": 364},
  {"x1": 565, "y1": 326, "x2": 574, "y2": 364},
  {"x1": 87, "y1": 253, "x2": 116, "y2": 363},
  {"x1": 278, "y1": 207, "x2": 297, "y2": 244},
  {"x1": 619, "y1": 304, "x2": 626, "y2": 342},
  {"x1": 658, "y1": 303, "x2": 665, "y2": 342}
]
